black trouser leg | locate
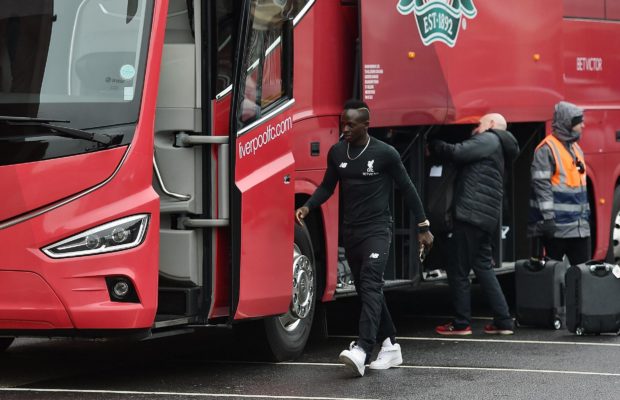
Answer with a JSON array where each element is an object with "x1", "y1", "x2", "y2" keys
[
  {"x1": 448, "y1": 222, "x2": 511, "y2": 329},
  {"x1": 447, "y1": 222, "x2": 474, "y2": 328},
  {"x1": 470, "y1": 227, "x2": 512, "y2": 329},
  {"x1": 543, "y1": 237, "x2": 590, "y2": 265},
  {"x1": 344, "y1": 225, "x2": 395, "y2": 354}
]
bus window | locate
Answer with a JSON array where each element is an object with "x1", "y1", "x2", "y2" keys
[
  {"x1": 238, "y1": 0, "x2": 292, "y2": 130},
  {"x1": 215, "y1": 1, "x2": 235, "y2": 95},
  {"x1": 563, "y1": 0, "x2": 605, "y2": 19},
  {"x1": 607, "y1": 0, "x2": 620, "y2": 20}
]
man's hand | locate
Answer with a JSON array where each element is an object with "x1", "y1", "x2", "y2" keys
[
  {"x1": 418, "y1": 230, "x2": 434, "y2": 251},
  {"x1": 295, "y1": 206, "x2": 309, "y2": 226},
  {"x1": 541, "y1": 219, "x2": 555, "y2": 239},
  {"x1": 427, "y1": 140, "x2": 443, "y2": 155}
]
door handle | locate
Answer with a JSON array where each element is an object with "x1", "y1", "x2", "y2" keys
[{"x1": 284, "y1": 174, "x2": 291, "y2": 184}]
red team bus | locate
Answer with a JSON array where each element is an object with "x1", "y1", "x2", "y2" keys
[{"x1": 1, "y1": 0, "x2": 619, "y2": 359}]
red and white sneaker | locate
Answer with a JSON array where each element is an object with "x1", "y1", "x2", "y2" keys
[
  {"x1": 484, "y1": 324, "x2": 514, "y2": 335},
  {"x1": 435, "y1": 323, "x2": 472, "y2": 336}
]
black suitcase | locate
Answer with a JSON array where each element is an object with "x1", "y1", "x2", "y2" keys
[
  {"x1": 566, "y1": 261, "x2": 620, "y2": 335},
  {"x1": 515, "y1": 257, "x2": 568, "y2": 329}
]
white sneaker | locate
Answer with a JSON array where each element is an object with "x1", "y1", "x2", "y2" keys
[
  {"x1": 369, "y1": 338, "x2": 402, "y2": 370},
  {"x1": 338, "y1": 341, "x2": 366, "y2": 377}
]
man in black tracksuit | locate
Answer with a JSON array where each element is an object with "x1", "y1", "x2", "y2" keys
[
  {"x1": 429, "y1": 113, "x2": 519, "y2": 336},
  {"x1": 295, "y1": 99, "x2": 434, "y2": 376}
]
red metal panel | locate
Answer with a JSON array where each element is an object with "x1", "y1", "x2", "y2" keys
[
  {"x1": 234, "y1": 111, "x2": 295, "y2": 319},
  {"x1": 361, "y1": 0, "x2": 564, "y2": 127},
  {"x1": 0, "y1": 147, "x2": 126, "y2": 222},
  {"x1": 361, "y1": 1, "x2": 449, "y2": 127},
  {"x1": 563, "y1": 20, "x2": 620, "y2": 106},
  {"x1": 563, "y1": 0, "x2": 605, "y2": 18},
  {"x1": 0, "y1": 271, "x2": 73, "y2": 329},
  {"x1": 607, "y1": 0, "x2": 620, "y2": 20}
]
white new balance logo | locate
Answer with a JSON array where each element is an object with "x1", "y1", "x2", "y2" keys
[
  {"x1": 339, "y1": 162, "x2": 348, "y2": 168},
  {"x1": 369, "y1": 253, "x2": 379, "y2": 259}
]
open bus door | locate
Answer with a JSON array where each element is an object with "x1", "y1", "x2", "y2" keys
[{"x1": 229, "y1": 0, "x2": 313, "y2": 360}]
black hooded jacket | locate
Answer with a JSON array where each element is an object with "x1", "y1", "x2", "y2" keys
[{"x1": 431, "y1": 129, "x2": 520, "y2": 233}]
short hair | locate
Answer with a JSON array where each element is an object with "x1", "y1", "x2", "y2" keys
[{"x1": 343, "y1": 99, "x2": 370, "y2": 121}]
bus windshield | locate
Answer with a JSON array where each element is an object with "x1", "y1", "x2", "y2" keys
[{"x1": 0, "y1": 0, "x2": 153, "y2": 128}]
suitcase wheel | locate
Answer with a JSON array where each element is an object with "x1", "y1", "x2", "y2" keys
[
  {"x1": 575, "y1": 327, "x2": 584, "y2": 336},
  {"x1": 553, "y1": 319, "x2": 562, "y2": 330}
]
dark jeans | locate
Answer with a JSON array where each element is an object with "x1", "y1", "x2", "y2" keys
[
  {"x1": 542, "y1": 237, "x2": 590, "y2": 265},
  {"x1": 343, "y1": 223, "x2": 396, "y2": 354},
  {"x1": 447, "y1": 221, "x2": 512, "y2": 329}
]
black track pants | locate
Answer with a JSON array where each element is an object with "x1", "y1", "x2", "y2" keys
[
  {"x1": 447, "y1": 221, "x2": 512, "y2": 329},
  {"x1": 343, "y1": 223, "x2": 396, "y2": 354}
]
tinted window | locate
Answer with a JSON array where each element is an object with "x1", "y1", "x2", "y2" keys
[{"x1": 563, "y1": 0, "x2": 605, "y2": 19}]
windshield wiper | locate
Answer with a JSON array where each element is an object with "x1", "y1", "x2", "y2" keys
[
  {"x1": 2, "y1": 119, "x2": 121, "y2": 146},
  {"x1": 0, "y1": 115, "x2": 70, "y2": 124}
]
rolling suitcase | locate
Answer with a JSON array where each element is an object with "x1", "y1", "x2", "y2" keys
[
  {"x1": 515, "y1": 257, "x2": 568, "y2": 329},
  {"x1": 566, "y1": 261, "x2": 620, "y2": 335}
]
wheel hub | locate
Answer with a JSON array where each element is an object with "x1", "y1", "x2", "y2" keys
[
  {"x1": 613, "y1": 210, "x2": 620, "y2": 262},
  {"x1": 277, "y1": 244, "x2": 315, "y2": 332},
  {"x1": 291, "y1": 248, "x2": 314, "y2": 319}
]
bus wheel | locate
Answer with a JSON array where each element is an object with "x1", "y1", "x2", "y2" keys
[
  {"x1": 607, "y1": 187, "x2": 620, "y2": 263},
  {"x1": 264, "y1": 224, "x2": 316, "y2": 361},
  {"x1": 0, "y1": 337, "x2": 14, "y2": 352}
]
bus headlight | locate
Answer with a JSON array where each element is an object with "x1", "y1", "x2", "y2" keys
[{"x1": 42, "y1": 214, "x2": 150, "y2": 259}]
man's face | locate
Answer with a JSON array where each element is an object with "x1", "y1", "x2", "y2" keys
[
  {"x1": 572, "y1": 120, "x2": 585, "y2": 135},
  {"x1": 340, "y1": 109, "x2": 368, "y2": 144},
  {"x1": 473, "y1": 115, "x2": 493, "y2": 135}
]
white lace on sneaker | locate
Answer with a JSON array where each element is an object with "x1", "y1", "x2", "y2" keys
[
  {"x1": 339, "y1": 341, "x2": 366, "y2": 377},
  {"x1": 369, "y1": 339, "x2": 403, "y2": 370}
]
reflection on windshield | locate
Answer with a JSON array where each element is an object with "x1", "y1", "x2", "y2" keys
[
  {"x1": 0, "y1": 0, "x2": 151, "y2": 127},
  {"x1": 0, "y1": 1, "x2": 54, "y2": 115}
]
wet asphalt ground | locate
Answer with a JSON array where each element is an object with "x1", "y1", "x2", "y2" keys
[{"x1": 1, "y1": 280, "x2": 620, "y2": 400}]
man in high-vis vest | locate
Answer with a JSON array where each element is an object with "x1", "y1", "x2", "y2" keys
[{"x1": 529, "y1": 101, "x2": 590, "y2": 264}]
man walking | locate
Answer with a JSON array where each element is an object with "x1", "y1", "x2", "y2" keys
[
  {"x1": 295, "y1": 99, "x2": 434, "y2": 376},
  {"x1": 529, "y1": 101, "x2": 590, "y2": 264},
  {"x1": 429, "y1": 113, "x2": 519, "y2": 336}
]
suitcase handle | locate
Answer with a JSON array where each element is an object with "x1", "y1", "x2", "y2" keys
[{"x1": 587, "y1": 262, "x2": 612, "y2": 276}]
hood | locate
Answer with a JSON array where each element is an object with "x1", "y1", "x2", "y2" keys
[
  {"x1": 552, "y1": 101, "x2": 583, "y2": 142},
  {"x1": 490, "y1": 129, "x2": 519, "y2": 162}
]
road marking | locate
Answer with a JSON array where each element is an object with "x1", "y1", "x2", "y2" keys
[
  {"x1": 0, "y1": 388, "x2": 377, "y2": 400},
  {"x1": 272, "y1": 362, "x2": 620, "y2": 377},
  {"x1": 394, "y1": 365, "x2": 620, "y2": 377},
  {"x1": 331, "y1": 335, "x2": 620, "y2": 347},
  {"x1": 195, "y1": 360, "x2": 620, "y2": 378}
]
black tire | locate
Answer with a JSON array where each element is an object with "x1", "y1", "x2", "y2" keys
[
  {"x1": 0, "y1": 337, "x2": 14, "y2": 352},
  {"x1": 606, "y1": 187, "x2": 620, "y2": 264},
  {"x1": 263, "y1": 223, "x2": 316, "y2": 361}
]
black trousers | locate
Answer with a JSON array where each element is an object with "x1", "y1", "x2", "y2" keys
[
  {"x1": 446, "y1": 221, "x2": 512, "y2": 329},
  {"x1": 343, "y1": 223, "x2": 396, "y2": 354},
  {"x1": 542, "y1": 237, "x2": 590, "y2": 265}
]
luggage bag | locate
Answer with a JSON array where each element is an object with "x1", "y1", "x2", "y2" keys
[
  {"x1": 515, "y1": 257, "x2": 568, "y2": 329},
  {"x1": 566, "y1": 261, "x2": 620, "y2": 335}
]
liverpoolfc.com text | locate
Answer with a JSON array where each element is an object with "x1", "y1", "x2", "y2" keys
[{"x1": 238, "y1": 117, "x2": 293, "y2": 159}]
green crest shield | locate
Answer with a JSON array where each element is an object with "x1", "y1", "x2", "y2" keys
[{"x1": 397, "y1": 0, "x2": 477, "y2": 47}]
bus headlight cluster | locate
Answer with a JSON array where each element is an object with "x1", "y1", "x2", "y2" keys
[{"x1": 42, "y1": 214, "x2": 149, "y2": 258}]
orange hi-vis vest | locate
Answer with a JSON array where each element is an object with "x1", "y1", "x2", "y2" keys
[
  {"x1": 532, "y1": 134, "x2": 589, "y2": 237},
  {"x1": 537, "y1": 135, "x2": 586, "y2": 189}
]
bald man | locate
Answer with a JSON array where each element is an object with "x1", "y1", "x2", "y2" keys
[{"x1": 429, "y1": 113, "x2": 520, "y2": 336}]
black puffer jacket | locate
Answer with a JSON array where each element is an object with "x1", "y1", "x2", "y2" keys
[{"x1": 431, "y1": 129, "x2": 519, "y2": 233}]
